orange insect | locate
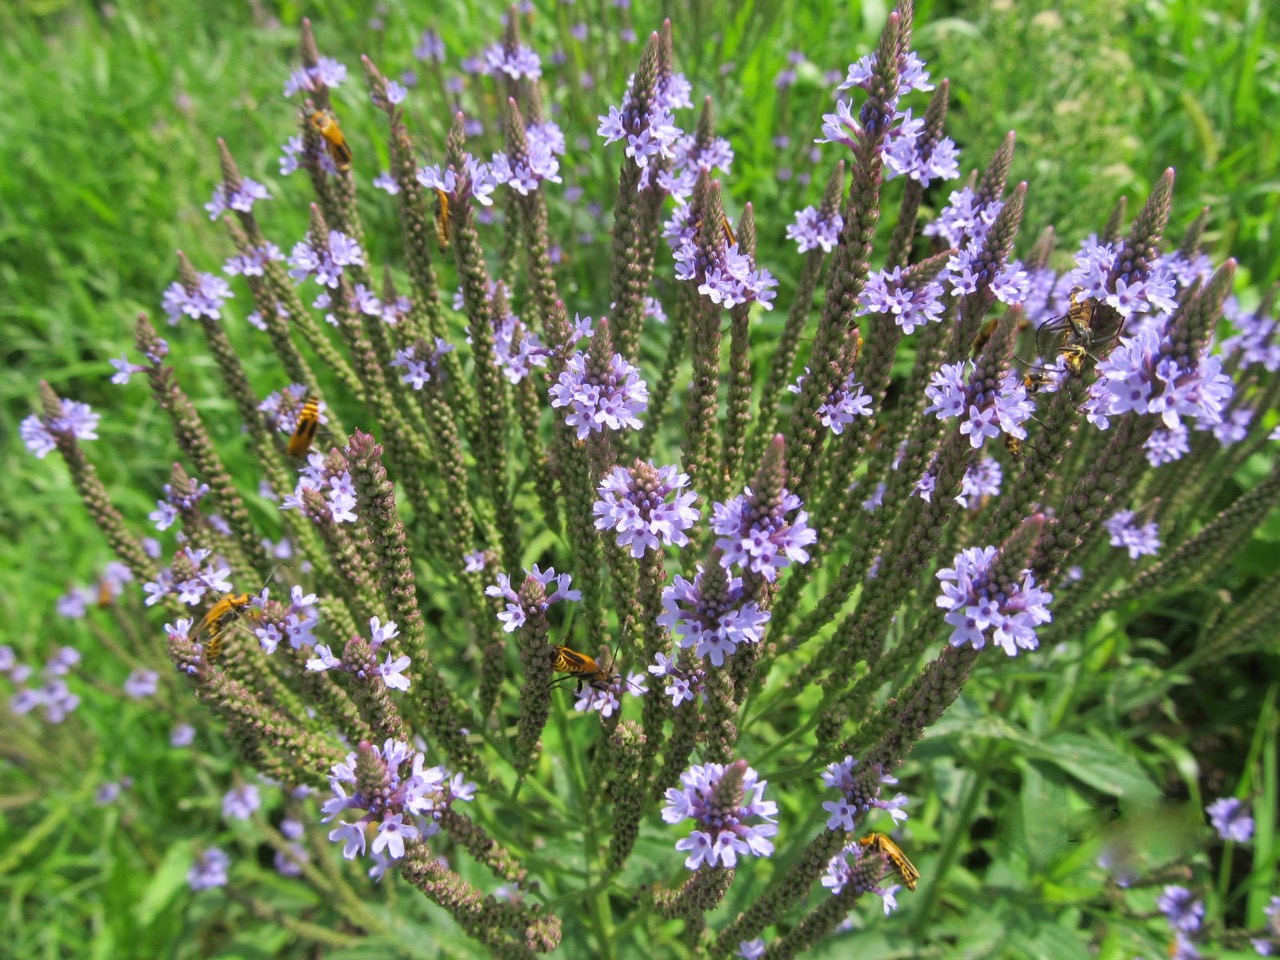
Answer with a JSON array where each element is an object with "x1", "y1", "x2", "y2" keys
[
  {"x1": 287, "y1": 396, "x2": 321, "y2": 458},
  {"x1": 434, "y1": 188, "x2": 451, "y2": 252},
  {"x1": 309, "y1": 109, "x2": 353, "y2": 171},
  {"x1": 721, "y1": 214, "x2": 736, "y2": 247},
  {"x1": 859, "y1": 832, "x2": 920, "y2": 891},
  {"x1": 193, "y1": 593, "x2": 254, "y2": 662},
  {"x1": 551, "y1": 644, "x2": 619, "y2": 692}
]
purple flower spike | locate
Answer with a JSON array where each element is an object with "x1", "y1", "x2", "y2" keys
[
  {"x1": 485, "y1": 565, "x2": 582, "y2": 633},
  {"x1": 1206, "y1": 797, "x2": 1254, "y2": 843},
  {"x1": 786, "y1": 205, "x2": 843, "y2": 254},
  {"x1": 711, "y1": 486, "x2": 817, "y2": 583},
  {"x1": 923, "y1": 361, "x2": 1034, "y2": 450},
  {"x1": 548, "y1": 346, "x2": 649, "y2": 439},
  {"x1": 820, "y1": 756, "x2": 909, "y2": 832},
  {"x1": 161, "y1": 271, "x2": 233, "y2": 325},
  {"x1": 593, "y1": 461, "x2": 700, "y2": 557},
  {"x1": 187, "y1": 848, "x2": 231, "y2": 891},
  {"x1": 21, "y1": 400, "x2": 100, "y2": 459},
  {"x1": 858, "y1": 265, "x2": 946, "y2": 334},
  {"x1": 1103, "y1": 510, "x2": 1161, "y2": 559},
  {"x1": 1086, "y1": 321, "x2": 1233, "y2": 432},
  {"x1": 1157, "y1": 885, "x2": 1205, "y2": 933},
  {"x1": 935, "y1": 546, "x2": 1053, "y2": 656},
  {"x1": 323, "y1": 739, "x2": 474, "y2": 864},
  {"x1": 658, "y1": 567, "x2": 771, "y2": 667},
  {"x1": 661, "y1": 760, "x2": 778, "y2": 869}
]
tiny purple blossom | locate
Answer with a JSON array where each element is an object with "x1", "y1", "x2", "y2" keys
[
  {"x1": 1157, "y1": 885, "x2": 1205, "y2": 933},
  {"x1": 1104, "y1": 510, "x2": 1161, "y2": 559},
  {"x1": 188, "y1": 848, "x2": 231, "y2": 891},
  {"x1": 711, "y1": 487, "x2": 817, "y2": 582},
  {"x1": 820, "y1": 756, "x2": 910, "y2": 831},
  {"x1": 222, "y1": 784, "x2": 262, "y2": 820},
  {"x1": 593, "y1": 462, "x2": 700, "y2": 557},
  {"x1": 1206, "y1": 797, "x2": 1253, "y2": 843},
  {"x1": 659, "y1": 567, "x2": 771, "y2": 667},
  {"x1": 123, "y1": 669, "x2": 159, "y2": 698},
  {"x1": 548, "y1": 347, "x2": 649, "y2": 440},
  {"x1": 786, "y1": 206, "x2": 843, "y2": 253},
  {"x1": 661, "y1": 761, "x2": 778, "y2": 869},
  {"x1": 935, "y1": 546, "x2": 1053, "y2": 655},
  {"x1": 858, "y1": 266, "x2": 946, "y2": 334},
  {"x1": 21, "y1": 400, "x2": 101, "y2": 458}
]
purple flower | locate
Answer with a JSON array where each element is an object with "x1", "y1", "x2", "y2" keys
[
  {"x1": 379, "y1": 653, "x2": 412, "y2": 691},
  {"x1": 1144, "y1": 423, "x2": 1190, "y2": 466},
  {"x1": 594, "y1": 461, "x2": 700, "y2": 557},
  {"x1": 923, "y1": 187, "x2": 1002, "y2": 249},
  {"x1": 282, "y1": 451, "x2": 358, "y2": 525},
  {"x1": 485, "y1": 566, "x2": 582, "y2": 633},
  {"x1": 287, "y1": 229, "x2": 366, "y2": 288},
  {"x1": 956, "y1": 456, "x2": 1003, "y2": 509},
  {"x1": 124, "y1": 669, "x2": 159, "y2": 698},
  {"x1": 573, "y1": 670, "x2": 647, "y2": 717},
  {"x1": 56, "y1": 587, "x2": 94, "y2": 619},
  {"x1": 790, "y1": 367, "x2": 874, "y2": 434},
  {"x1": 548, "y1": 346, "x2": 649, "y2": 439},
  {"x1": 597, "y1": 69, "x2": 684, "y2": 170},
  {"x1": 935, "y1": 545, "x2": 1053, "y2": 656},
  {"x1": 1104, "y1": 510, "x2": 1161, "y2": 559},
  {"x1": 1086, "y1": 321, "x2": 1233, "y2": 431},
  {"x1": 1157, "y1": 885, "x2": 1205, "y2": 933},
  {"x1": 786, "y1": 205, "x2": 843, "y2": 254},
  {"x1": 923, "y1": 361, "x2": 1034, "y2": 450},
  {"x1": 667, "y1": 202, "x2": 778, "y2": 310},
  {"x1": 711, "y1": 487, "x2": 817, "y2": 583},
  {"x1": 322, "y1": 739, "x2": 474, "y2": 863},
  {"x1": 205, "y1": 178, "x2": 270, "y2": 220},
  {"x1": 170, "y1": 723, "x2": 196, "y2": 747},
  {"x1": 820, "y1": 756, "x2": 909, "y2": 831},
  {"x1": 283, "y1": 56, "x2": 347, "y2": 97},
  {"x1": 659, "y1": 567, "x2": 771, "y2": 667},
  {"x1": 1206, "y1": 797, "x2": 1253, "y2": 843},
  {"x1": 417, "y1": 154, "x2": 498, "y2": 207},
  {"x1": 187, "y1": 848, "x2": 230, "y2": 891},
  {"x1": 737, "y1": 939, "x2": 766, "y2": 960},
  {"x1": 482, "y1": 41, "x2": 541, "y2": 80},
  {"x1": 649, "y1": 652, "x2": 706, "y2": 707},
  {"x1": 222, "y1": 784, "x2": 261, "y2": 820},
  {"x1": 822, "y1": 840, "x2": 901, "y2": 914},
  {"x1": 21, "y1": 400, "x2": 101, "y2": 459},
  {"x1": 1219, "y1": 298, "x2": 1280, "y2": 371},
  {"x1": 858, "y1": 266, "x2": 946, "y2": 334},
  {"x1": 1206, "y1": 406, "x2": 1252, "y2": 446},
  {"x1": 224, "y1": 242, "x2": 284, "y2": 278},
  {"x1": 161, "y1": 271, "x2": 233, "y2": 324},
  {"x1": 661, "y1": 760, "x2": 778, "y2": 869},
  {"x1": 414, "y1": 29, "x2": 445, "y2": 63},
  {"x1": 390, "y1": 337, "x2": 455, "y2": 390}
]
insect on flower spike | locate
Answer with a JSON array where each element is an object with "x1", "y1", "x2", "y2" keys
[
  {"x1": 308, "y1": 108, "x2": 352, "y2": 171},
  {"x1": 288, "y1": 395, "x2": 322, "y2": 458},
  {"x1": 434, "y1": 188, "x2": 451, "y2": 252},
  {"x1": 859, "y1": 832, "x2": 920, "y2": 891},
  {"x1": 721, "y1": 214, "x2": 736, "y2": 247},
  {"x1": 194, "y1": 593, "x2": 254, "y2": 662}
]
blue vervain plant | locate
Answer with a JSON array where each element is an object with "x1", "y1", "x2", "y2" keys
[{"x1": 13, "y1": 3, "x2": 1280, "y2": 957}]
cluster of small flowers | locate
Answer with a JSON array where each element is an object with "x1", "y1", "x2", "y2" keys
[
  {"x1": 597, "y1": 69, "x2": 684, "y2": 171},
  {"x1": 857, "y1": 265, "x2": 947, "y2": 334},
  {"x1": 205, "y1": 177, "x2": 270, "y2": 220},
  {"x1": 486, "y1": 566, "x2": 582, "y2": 633},
  {"x1": 593, "y1": 461, "x2": 700, "y2": 558},
  {"x1": 660, "y1": 761, "x2": 778, "y2": 869},
  {"x1": 19, "y1": 399, "x2": 100, "y2": 459},
  {"x1": 821, "y1": 841, "x2": 901, "y2": 915},
  {"x1": 666, "y1": 201, "x2": 779, "y2": 310},
  {"x1": 658, "y1": 568, "x2": 771, "y2": 667},
  {"x1": 143, "y1": 546, "x2": 232, "y2": 607},
  {"x1": 1103, "y1": 509, "x2": 1161, "y2": 559},
  {"x1": 710, "y1": 487, "x2": 817, "y2": 583},
  {"x1": 390, "y1": 337, "x2": 455, "y2": 390},
  {"x1": 935, "y1": 546, "x2": 1054, "y2": 655},
  {"x1": 647, "y1": 650, "x2": 706, "y2": 707},
  {"x1": 4, "y1": 644, "x2": 82, "y2": 723},
  {"x1": 307, "y1": 617, "x2": 412, "y2": 692},
  {"x1": 286, "y1": 229, "x2": 367, "y2": 290},
  {"x1": 788, "y1": 367, "x2": 874, "y2": 435},
  {"x1": 161, "y1": 271, "x2": 234, "y2": 325},
  {"x1": 55, "y1": 561, "x2": 134, "y2": 618},
  {"x1": 281, "y1": 452, "x2": 358, "y2": 524},
  {"x1": 818, "y1": 49, "x2": 958, "y2": 187},
  {"x1": 924, "y1": 360, "x2": 1035, "y2": 450},
  {"x1": 786, "y1": 205, "x2": 843, "y2": 254},
  {"x1": 548, "y1": 339, "x2": 650, "y2": 440},
  {"x1": 820, "y1": 756, "x2": 909, "y2": 832},
  {"x1": 323, "y1": 739, "x2": 475, "y2": 872}
]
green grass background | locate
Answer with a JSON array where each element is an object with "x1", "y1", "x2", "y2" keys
[{"x1": 1, "y1": 0, "x2": 1276, "y2": 957}]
